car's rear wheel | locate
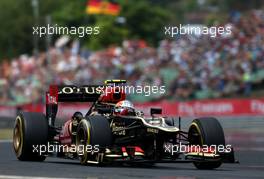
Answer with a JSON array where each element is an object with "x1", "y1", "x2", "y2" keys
[
  {"x1": 76, "y1": 115, "x2": 112, "y2": 165},
  {"x1": 13, "y1": 112, "x2": 48, "y2": 161},
  {"x1": 188, "y1": 117, "x2": 225, "y2": 169}
]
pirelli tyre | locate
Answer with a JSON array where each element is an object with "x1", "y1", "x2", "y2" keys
[
  {"x1": 188, "y1": 117, "x2": 225, "y2": 169},
  {"x1": 13, "y1": 112, "x2": 48, "y2": 161},
  {"x1": 76, "y1": 115, "x2": 112, "y2": 165}
]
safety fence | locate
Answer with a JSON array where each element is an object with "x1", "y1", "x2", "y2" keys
[{"x1": 1, "y1": 98, "x2": 264, "y2": 118}]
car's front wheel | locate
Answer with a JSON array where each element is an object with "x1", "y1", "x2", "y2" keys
[
  {"x1": 188, "y1": 117, "x2": 225, "y2": 169},
  {"x1": 76, "y1": 115, "x2": 112, "y2": 165}
]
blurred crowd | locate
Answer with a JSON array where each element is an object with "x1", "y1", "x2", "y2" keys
[{"x1": 0, "y1": 10, "x2": 263, "y2": 105}]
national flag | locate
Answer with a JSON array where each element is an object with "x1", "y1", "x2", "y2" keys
[{"x1": 86, "y1": 0, "x2": 121, "y2": 16}]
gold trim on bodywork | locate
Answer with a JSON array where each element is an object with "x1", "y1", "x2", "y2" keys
[
  {"x1": 120, "y1": 116, "x2": 179, "y2": 132},
  {"x1": 186, "y1": 152, "x2": 219, "y2": 158}
]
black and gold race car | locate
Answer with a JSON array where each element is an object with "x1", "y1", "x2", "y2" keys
[{"x1": 13, "y1": 80, "x2": 236, "y2": 169}]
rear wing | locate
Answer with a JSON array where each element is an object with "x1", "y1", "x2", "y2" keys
[
  {"x1": 45, "y1": 85, "x2": 104, "y2": 126},
  {"x1": 45, "y1": 80, "x2": 126, "y2": 126},
  {"x1": 46, "y1": 85, "x2": 104, "y2": 104},
  {"x1": 46, "y1": 79, "x2": 127, "y2": 104}
]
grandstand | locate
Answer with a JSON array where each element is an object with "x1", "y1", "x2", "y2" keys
[{"x1": 0, "y1": 10, "x2": 263, "y2": 105}]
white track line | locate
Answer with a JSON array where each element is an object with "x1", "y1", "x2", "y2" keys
[
  {"x1": 0, "y1": 175, "x2": 76, "y2": 179},
  {"x1": 0, "y1": 139, "x2": 12, "y2": 143}
]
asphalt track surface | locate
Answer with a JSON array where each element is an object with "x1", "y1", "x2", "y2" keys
[{"x1": 0, "y1": 117, "x2": 264, "y2": 179}]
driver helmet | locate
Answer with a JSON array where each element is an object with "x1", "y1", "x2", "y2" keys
[{"x1": 114, "y1": 100, "x2": 135, "y2": 115}]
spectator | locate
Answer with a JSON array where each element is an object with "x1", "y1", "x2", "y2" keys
[{"x1": 0, "y1": 10, "x2": 263, "y2": 104}]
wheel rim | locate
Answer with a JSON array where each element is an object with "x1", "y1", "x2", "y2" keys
[
  {"x1": 76, "y1": 120, "x2": 90, "y2": 164},
  {"x1": 13, "y1": 117, "x2": 23, "y2": 155},
  {"x1": 77, "y1": 127, "x2": 87, "y2": 146},
  {"x1": 188, "y1": 123, "x2": 203, "y2": 145}
]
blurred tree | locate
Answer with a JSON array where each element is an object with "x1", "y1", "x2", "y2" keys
[
  {"x1": 1, "y1": 0, "x2": 262, "y2": 60},
  {"x1": 51, "y1": 0, "x2": 87, "y2": 27},
  {"x1": 0, "y1": 0, "x2": 171, "y2": 59},
  {"x1": 85, "y1": 16, "x2": 129, "y2": 50},
  {"x1": 207, "y1": 0, "x2": 263, "y2": 11},
  {"x1": 0, "y1": 0, "x2": 33, "y2": 59},
  {"x1": 120, "y1": 0, "x2": 170, "y2": 45},
  {"x1": 79, "y1": 0, "x2": 171, "y2": 48},
  {"x1": 0, "y1": 0, "x2": 63, "y2": 59}
]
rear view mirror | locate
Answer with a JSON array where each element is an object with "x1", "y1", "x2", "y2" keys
[{"x1": 150, "y1": 108, "x2": 162, "y2": 116}]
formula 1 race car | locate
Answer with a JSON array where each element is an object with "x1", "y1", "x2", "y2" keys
[{"x1": 13, "y1": 80, "x2": 236, "y2": 169}]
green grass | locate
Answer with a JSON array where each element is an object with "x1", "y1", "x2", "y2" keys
[{"x1": 0, "y1": 128, "x2": 13, "y2": 140}]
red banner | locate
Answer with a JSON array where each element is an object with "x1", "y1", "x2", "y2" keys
[
  {"x1": 135, "y1": 98, "x2": 264, "y2": 117},
  {"x1": 1, "y1": 98, "x2": 264, "y2": 118}
]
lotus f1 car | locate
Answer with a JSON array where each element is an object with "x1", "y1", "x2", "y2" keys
[{"x1": 13, "y1": 80, "x2": 236, "y2": 169}]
